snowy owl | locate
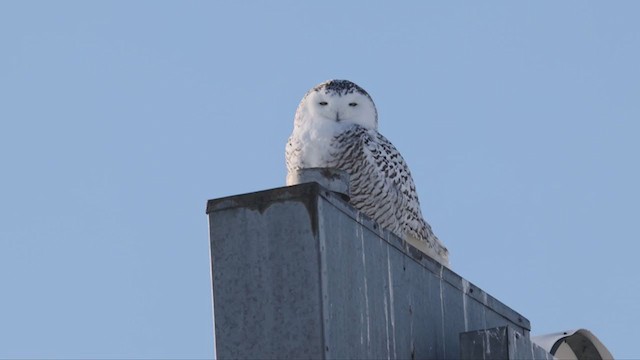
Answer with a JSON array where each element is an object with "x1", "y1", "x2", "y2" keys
[{"x1": 285, "y1": 79, "x2": 449, "y2": 267}]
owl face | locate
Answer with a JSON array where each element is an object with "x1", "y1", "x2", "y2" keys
[{"x1": 296, "y1": 80, "x2": 378, "y2": 131}]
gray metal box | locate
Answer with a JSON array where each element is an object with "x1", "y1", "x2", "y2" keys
[{"x1": 207, "y1": 183, "x2": 534, "y2": 359}]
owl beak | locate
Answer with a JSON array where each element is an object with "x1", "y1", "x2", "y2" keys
[{"x1": 335, "y1": 111, "x2": 341, "y2": 122}]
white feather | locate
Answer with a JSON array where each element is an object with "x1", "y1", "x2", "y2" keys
[{"x1": 286, "y1": 80, "x2": 449, "y2": 267}]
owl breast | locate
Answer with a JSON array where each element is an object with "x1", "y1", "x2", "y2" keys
[{"x1": 285, "y1": 118, "x2": 348, "y2": 170}]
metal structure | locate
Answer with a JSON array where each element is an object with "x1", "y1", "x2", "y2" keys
[
  {"x1": 206, "y1": 177, "x2": 556, "y2": 359},
  {"x1": 533, "y1": 329, "x2": 614, "y2": 359}
]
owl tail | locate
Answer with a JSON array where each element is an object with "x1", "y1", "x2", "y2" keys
[{"x1": 406, "y1": 233, "x2": 450, "y2": 268}]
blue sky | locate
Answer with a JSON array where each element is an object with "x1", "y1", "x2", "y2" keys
[{"x1": 1, "y1": 1, "x2": 638, "y2": 358}]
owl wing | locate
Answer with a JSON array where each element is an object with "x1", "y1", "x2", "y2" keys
[
  {"x1": 330, "y1": 127, "x2": 407, "y2": 236},
  {"x1": 368, "y1": 131, "x2": 427, "y2": 241},
  {"x1": 343, "y1": 127, "x2": 448, "y2": 264},
  {"x1": 368, "y1": 131, "x2": 448, "y2": 262}
]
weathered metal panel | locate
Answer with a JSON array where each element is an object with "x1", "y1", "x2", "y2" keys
[
  {"x1": 460, "y1": 326, "x2": 510, "y2": 360},
  {"x1": 462, "y1": 282, "x2": 487, "y2": 333},
  {"x1": 443, "y1": 280, "x2": 466, "y2": 359},
  {"x1": 411, "y1": 258, "x2": 441, "y2": 359},
  {"x1": 460, "y1": 326, "x2": 555, "y2": 360},
  {"x1": 208, "y1": 189, "x2": 325, "y2": 359},
  {"x1": 207, "y1": 183, "x2": 544, "y2": 359}
]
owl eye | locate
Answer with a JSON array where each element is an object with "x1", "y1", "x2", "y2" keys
[
  {"x1": 349, "y1": 102, "x2": 358, "y2": 107},
  {"x1": 319, "y1": 101, "x2": 328, "y2": 106}
]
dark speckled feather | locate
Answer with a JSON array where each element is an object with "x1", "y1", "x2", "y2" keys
[{"x1": 286, "y1": 80, "x2": 449, "y2": 266}]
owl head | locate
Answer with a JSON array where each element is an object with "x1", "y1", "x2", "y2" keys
[{"x1": 295, "y1": 80, "x2": 378, "y2": 130}]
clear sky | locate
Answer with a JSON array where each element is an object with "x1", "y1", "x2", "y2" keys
[{"x1": 1, "y1": 1, "x2": 638, "y2": 359}]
